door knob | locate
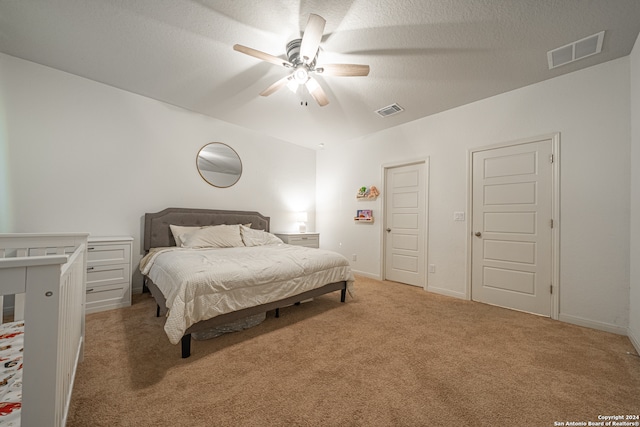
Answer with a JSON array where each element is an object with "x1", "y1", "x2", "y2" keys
[
  {"x1": 386, "y1": 228, "x2": 391, "y2": 232},
  {"x1": 475, "y1": 231, "x2": 482, "y2": 237}
]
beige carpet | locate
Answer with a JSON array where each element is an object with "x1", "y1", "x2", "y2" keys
[{"x1": 67, "y1": 276, "x2": 640, "y2": 426}]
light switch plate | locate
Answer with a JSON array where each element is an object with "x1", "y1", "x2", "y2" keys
[{"x1": 454, "y1": 212, "x2": 465, "y2": 221}]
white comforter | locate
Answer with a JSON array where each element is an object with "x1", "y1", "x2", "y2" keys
[{"x1": 141, "y1": 244, "x2": 355, "y2": 345}]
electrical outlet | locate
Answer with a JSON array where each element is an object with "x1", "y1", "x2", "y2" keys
[
  {"x1": 352, "y1": 254, "x2": 357, "y2": 261},
  {"x1": 429, "y1": 264, "x2": 436, "y2": 273}
]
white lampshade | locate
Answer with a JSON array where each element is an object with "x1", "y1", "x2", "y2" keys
[{"x1": 296, "y1": 212, "x2": 308, "y2": 232}]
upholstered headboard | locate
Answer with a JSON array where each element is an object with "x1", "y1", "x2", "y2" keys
[{"x1": 143, "y1": 207, "x2": 270, "y2": 251}]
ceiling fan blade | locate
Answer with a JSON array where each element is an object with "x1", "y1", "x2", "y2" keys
[
  {"x1": 233, "y1": 44, "x2": 292, "y2": 68},
  {"x1": 299, "y1": 14, "x2": 325, "y2": 63},
  {"x1": 260, "y1": 75, "x2": 293, "y2": 97},
  {"x1": 318, "y1": 63, "x2": 370, "y2": 77},
  {"x1": 305, "y1": 77, "x2": 329, "y2": 107}
]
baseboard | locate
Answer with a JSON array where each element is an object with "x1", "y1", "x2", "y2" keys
[
  {"x1": 628, "y1": 327, "x2": 640, "y2": 355},
  {"x1": 351, "y1": 270, "x2": 382, "y2": 280},
  {"x1": 559, "y1": 313, "x2": 627, "y2": 335},
  {"x1": 426, "y1": 285, "x2": 466, "y2": 300},
  {"x1": 351, "y1": 272, "x2": 468, "y2": 302}
]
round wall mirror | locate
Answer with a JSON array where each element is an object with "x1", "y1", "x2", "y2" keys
[{"x1": 196, "y1": 142, "x2": 242, "y2": 188}]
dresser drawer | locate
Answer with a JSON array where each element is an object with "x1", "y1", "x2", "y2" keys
[
  {"x1": 86, "y1": 284, "x2": 128, "y2": 304},
  {"x1": 87, "y1": 243, "x2": 131, "y2": 267},
  {"x1": 286, "y1": 235, "x2": 319, "y2": 247},
  {"x1": 86, "y1": 263, "x2": 130, "y2": 288},
  {"x1": 274, "y1": 233, "x2": 320, "y2": 248}
]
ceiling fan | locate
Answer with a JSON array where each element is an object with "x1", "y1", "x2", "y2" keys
[{"x1": 233, "y1": 14, "x2": 370, "y2": 107}]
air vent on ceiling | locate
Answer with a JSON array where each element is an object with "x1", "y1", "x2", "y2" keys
[
  {"x1": 547, "y1": 31, "x2": 604, "y2": 69},
  {"x1": 375, "y1": 103, "x2": 404, "y2": 117}
]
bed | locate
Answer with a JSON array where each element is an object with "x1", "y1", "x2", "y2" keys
[
  {"x1": 142, "y1": 208, "x2": 354, "y2": 358},
  {"x1": 0, "y1": 233, "x2": 88, "y2": 427}
]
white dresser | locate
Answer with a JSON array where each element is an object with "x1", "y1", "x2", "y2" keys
[
  {"x1": 85, "y1": 236, "x2": 133, "y2": 314},
  {"x1": 274, "y1": 232, "x2": 319, "y2": 248}
]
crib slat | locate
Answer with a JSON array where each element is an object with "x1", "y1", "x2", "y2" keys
[
  {"x1": 14, "y1": 293, "x2": 25, "y2": 321},
  {"x1": 30, "y1": 248, "x2": 46, "y2": 256}
]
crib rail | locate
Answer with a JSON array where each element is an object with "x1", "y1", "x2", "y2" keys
[{"x1": 0, "y1": 233, "x2": 88, "y2": 427}]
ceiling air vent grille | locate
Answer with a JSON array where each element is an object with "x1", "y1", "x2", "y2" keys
[
  {"x1": 547, "y1": 31, "x2": 604, "y2": 69},
  {"x1": 375, "y1": 103, "x2": 404, "y2": 117}
]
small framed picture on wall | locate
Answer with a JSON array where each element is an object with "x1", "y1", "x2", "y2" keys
[{"x1": 356, "y1": 209, "x2": 372, "y2": 219}]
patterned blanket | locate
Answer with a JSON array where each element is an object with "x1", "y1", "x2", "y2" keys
[{"x1": 0, "y1": 321, "x2": 23, "y2": 426}]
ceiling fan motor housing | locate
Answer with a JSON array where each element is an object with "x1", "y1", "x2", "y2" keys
[{"x1": 286, "y1": 39, "x2": 317, "y2": 68}]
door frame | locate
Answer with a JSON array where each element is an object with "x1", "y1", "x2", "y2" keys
[
  {"x1": 466, "y1": 134, "x2": 560, "y2": 319},
  {"x1": 380, "y1": 157, "x2": 430, "y2": 290}
]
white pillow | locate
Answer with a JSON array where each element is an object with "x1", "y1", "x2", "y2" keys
[
  {"x1": 169, "y1": 225, "x2": 202, "y2": 247},
  {"x1": 240, "y1": 225, "x2": 283, "y2": 247},
  {"x1": 180, "y1": 224, "x2": 245, "y2": 248}
]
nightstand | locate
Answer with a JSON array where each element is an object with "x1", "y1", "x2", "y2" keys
[{"x1": 274, "y1": 232, "x2": 319, "y2": 248}]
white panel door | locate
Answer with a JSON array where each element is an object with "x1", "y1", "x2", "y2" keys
[
  {"x1": 384, "y1": 162, "x2": 426, "y2": 287},
  {"x1": 471, "y1": 139, "x2": 553, "y2": 316}
]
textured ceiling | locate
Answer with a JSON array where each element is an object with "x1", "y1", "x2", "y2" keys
[{"x1": 1, "y1": 0, "x2": 639, "y2": 149}]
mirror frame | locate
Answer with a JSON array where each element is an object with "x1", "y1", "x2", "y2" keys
[{"x1": 196, "y1": 142, "x2": 243, "y2": 188}]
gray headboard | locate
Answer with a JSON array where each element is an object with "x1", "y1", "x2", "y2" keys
[{"x1": 143, "y1": 207, "x2": 270, "y2": 251}]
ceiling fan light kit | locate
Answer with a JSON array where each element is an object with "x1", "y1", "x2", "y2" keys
[
  {"x1": 293, "y1": 66, "x2": 309, "y2": 84},
  {"x1": 233, "y1": 13, "x2": 370, "y2": 107}
]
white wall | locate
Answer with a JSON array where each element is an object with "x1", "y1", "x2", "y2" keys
[
  {"x1": 0, "y1": 53, "x2": 316, "y2": 291},
  {"x1": 630, "y1": 33, "x2": 640, "y2": 352},
  {"x1": 318, "y1": 57, "x2": 631, "y2": 334}
]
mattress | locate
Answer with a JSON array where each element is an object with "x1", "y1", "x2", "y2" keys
[
  {"x1": 141, "y1": 244, "x2": 355, "y2": 344},
  {"x1": 0, "y1": 321, "x2": 23, "y2": 427}
]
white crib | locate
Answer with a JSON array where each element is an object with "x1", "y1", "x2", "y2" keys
[{"x1": 0, "y1": 233, "x2": 88, "y2": 427}]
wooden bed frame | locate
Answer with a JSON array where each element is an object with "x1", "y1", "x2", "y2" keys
[
  {"x1": 143, "y1": 207, "x2": 348, "y2": 358},
  {"x1": 0, "y1": 233, "x2": 88, "y2": 426}
]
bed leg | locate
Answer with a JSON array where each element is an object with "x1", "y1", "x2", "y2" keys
[
  {"x1": 275, "y1": 308, "x2": 280, "y2": 318},
  {"x1": 181, "y1": 334, "x2": 191, "y2": 358},
  {"x1": 341, "y1": 287, "x2": 346, "y2": 303},
  {"x1": 156, "y1": 304, "x2": 160, "y2": 318}
]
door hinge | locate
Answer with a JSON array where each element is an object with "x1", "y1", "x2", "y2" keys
[
  {"x1": 550, "y1": 219, "x2": 554, "y2": 228},
  {"x1": 550, "y1": 284, "x2": 553, "y2": 294},
  {"x1": 549, "y1": 154, "x2": 554, "y2": 163}
]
